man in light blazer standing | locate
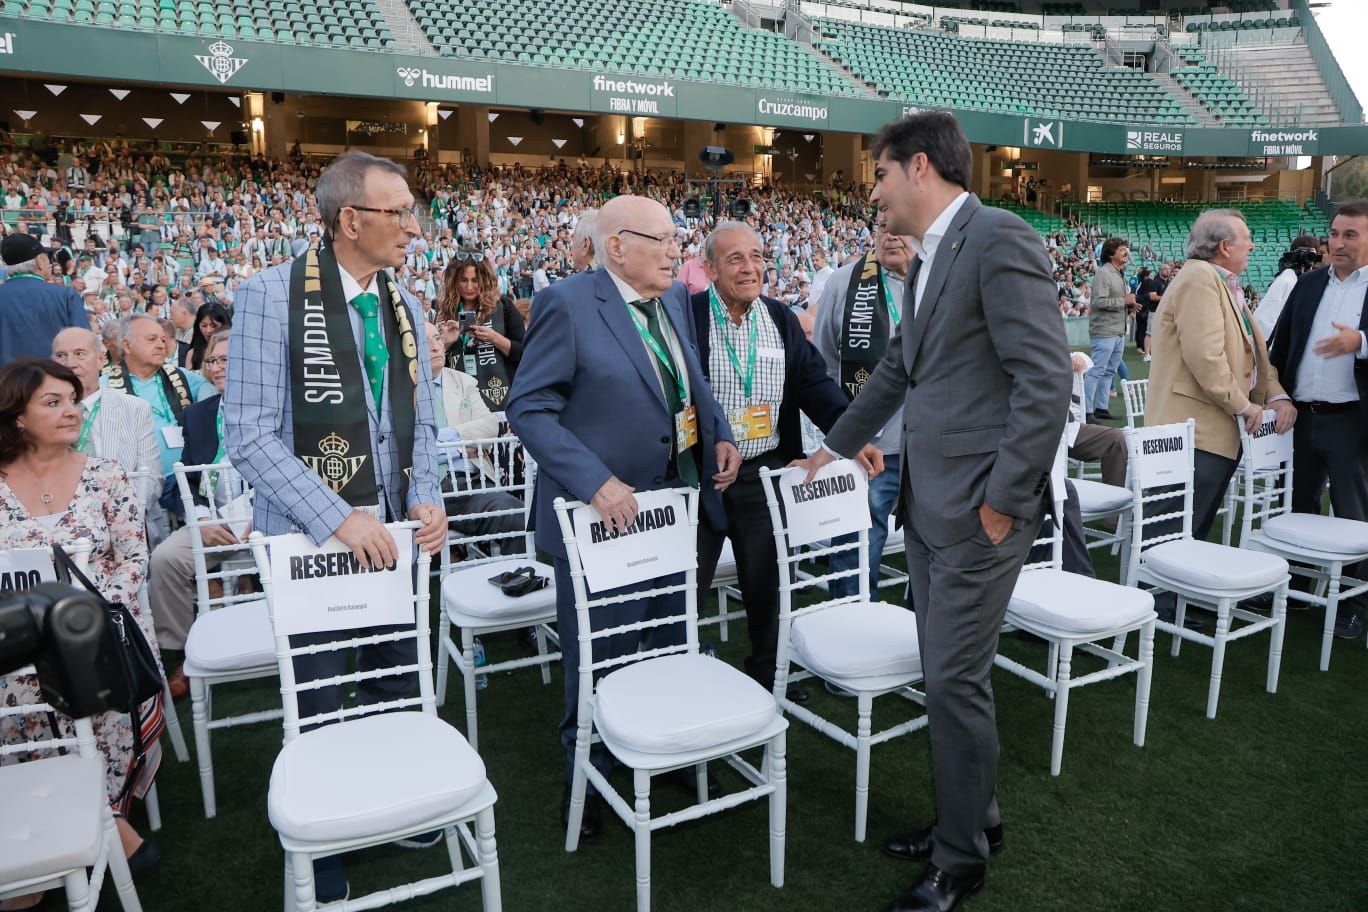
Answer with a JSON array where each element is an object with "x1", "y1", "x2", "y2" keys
[
  {"x1": 793, "y1": 112, "x2": 1070, "y2": 912},
  {"x1": 1147, "y1": 209, "x2": 1294, "y2": 544}
]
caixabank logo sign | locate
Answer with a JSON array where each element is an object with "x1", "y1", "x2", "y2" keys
[{"x1": 1126, "y1": 129, "x2": 1184, "y2": 154}]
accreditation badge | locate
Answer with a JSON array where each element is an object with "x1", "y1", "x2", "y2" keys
[
  {"x1": 727, "y1": 404, "x2": 773, "y2": 442},
  {"x1": 463, "y1": 354, "x2": 478, "y2": 376},
  {"x1": 675, "y1": 404, "x2": 699, "y2": 453}
]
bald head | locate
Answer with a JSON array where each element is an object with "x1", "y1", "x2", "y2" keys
[
  {"x1": 596, "y1": 195, "x2": 681, "y2": 298},
  {"x1": 51, "y1": 326, "x2": 104, "y2": 393}
]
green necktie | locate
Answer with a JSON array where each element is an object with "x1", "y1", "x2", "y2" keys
[
  {"x1": 432, "y1": 379, "x2": 449, "y2": 428},
  {"x1": 631, "y1": 299, "x2": 698, "y2": 488},
  {"x1": 350, "y1": 291, "x2": 387, "y2": 411},
  {"x1": 77, "y1": 402, "x2": 96, "y2": 456}
]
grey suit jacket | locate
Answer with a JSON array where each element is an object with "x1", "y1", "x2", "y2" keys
[
  {"x1": 824, "y1": 195, "x2": 1071, "y2": 548},
  {"x1": 225, "y1": 262, "x2": 443, "y2": 544},
  {"x1": 90, "y1": 389, "x2": 161, "y2": 509}
]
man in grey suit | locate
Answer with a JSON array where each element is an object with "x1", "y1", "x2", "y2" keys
[
  {"x1": 794, "y1": 112, "x2": 1070, "y2": 912},
  {"x1": 225, "y1": 151, "x2": 447, "y2": 902}
]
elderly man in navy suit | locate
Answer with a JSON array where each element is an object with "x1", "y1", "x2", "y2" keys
[{"x1": 506, "y1": 194, "x2": 741, "y2": 840}]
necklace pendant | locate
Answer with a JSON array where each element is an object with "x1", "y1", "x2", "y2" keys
[{"x1": 40, "y1": 492, "x2": 54, "y2": 505}]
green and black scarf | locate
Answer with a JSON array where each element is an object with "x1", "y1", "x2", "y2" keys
[
  {"x1": 287, "y1": 235, "x2": 419, "y2": 509},
  {"x1": 106, "y1": 361, "x2": 193, "y2": 420},
  {"x1": 839, "y1": 250, "x2": 892, "y2": 400}
]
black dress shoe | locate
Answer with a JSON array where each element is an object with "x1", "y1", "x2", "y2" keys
[
  {"x1": 883, "y1": 822, "x2": 1004, "y2": 863},
  {"x1": 784, "y1": 683, "x2": 810, "y2": 706},
  {"x1": 1155, "y1": 604, "x2": 1204, "y2": 631},
  {"x1": 561, "y1": 786, "x2": 601, "y2": 842},
  {"x1": 1333, "y1": 609, "x2": 1365, "y2": 639},
  {"x1": 664, "y1": 766, "x2": 723, "y2": 800},
  {"x1": 1093, "y1": 408, "x2": 1115, "y2": 421},
  {"x1": 888, "y1": 864, "x2": 985, "y2": 912},
  {"x1": 126, "y1": 840, "x2": 160, "y2": 878}
]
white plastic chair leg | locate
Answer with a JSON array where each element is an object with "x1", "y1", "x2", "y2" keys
[
  {"x1": 1207, "y1": 599, "x2": 1232, "y2": 720},
  {"x1": 854, "y1": 692, "x2": 873, "y2": 842},
  {"x1": 1267, "y1": 585, "x2": 1287, "y2": 694},
  {"x1": 769, "y1": 729, "x2": 787, "y2": 888},
  {"x1": 461, "y1": 627, "x2": 479, "y2": 751},
  {"x1": 104, "y1": 808, "x2": 144, "y2": 912},
  {"x1": 160, "y1": 676, "x2": 189, "y2": 763},
  {"x1": 476, "y1": 807, "x2": 503, "y2": 912},
  {"x1": 1050, "y1": 644, "x2": 1074, "y2": 776},
  {"x1": 565, "y1": 718, "x2": 593, "y2": 853},
  {"x1": 145, "y1": 782, "x2": 161, "y2": 832},
  {"x1": 1134, "y1": 621, "x2": 1155, "y2": 748},
  {"x1": 633, "y1": 769, "x2": 652, "y2": 912},
  {"x1": 189, "y1": 676, "x2": 216, "y2": 818},
  {"x1": 289, "y1": 851, "x2": 316, "y2": 912},
  {"x1": 63, "y1": 868, "x2": 90, "y2": 911},
  {"x1": 435, "y1": 612, "x2": 453, "y2": 707},
  {"x1": 1320, "y1": 564, "x2": 1342, "y2": 672},
  {"x1": 717, "y1": 589, "x2": 730, "y2": 643},
  {"x1": 1171, "y1": 598, "x2": 1187, "y2": 657},
  {"x1": 535, "y1": 627, "x2": 551, "y2": 685},
  {"x1": 694, "y1": 761, "x2": 708, "y2": 805},
  {"x1": 283, "y1": 853, "x2": 296, "y2": 912}
]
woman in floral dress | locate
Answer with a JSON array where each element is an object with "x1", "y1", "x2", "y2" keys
[{"x1": 0, "y1": 359, "x2": 164, "y2": 908}]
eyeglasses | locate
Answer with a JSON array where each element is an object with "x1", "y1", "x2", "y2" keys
[
  {"x1": 204, "y1": 356, "x2": 228, "y2": 368},
  {"x1": 453, "y1": 250, "x2": 485, "y2": 263},
  {"x1": 617, "y1": 228, "x2": 679, "y2": 247},
  {"x1": 345, "y1": 205, "x2": 420, "y2": 228}
]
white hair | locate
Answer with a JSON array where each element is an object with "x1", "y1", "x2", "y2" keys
[{"x1": 1185, "y1": 210, "x2": 1246, "y2": 261}]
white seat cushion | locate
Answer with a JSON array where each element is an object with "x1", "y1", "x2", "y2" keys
[
  {"x1": 1143, "y1": 539, "x2": 1287, "y2": 592},
  {"x1": 1262, "y1": 513, "x2": 1368, "y2": 556},
  {"x1": 0, "y1": 755, "x2": 104, "y2": 881},
  {"x1": 442, "y1": 558, "x2": 556, "y2": 620},
  {"x1": 268, "y1": 712, "x2": 487, "y2": 843},
  {"x1": 1009, "y1": 569, "x2": 1154, "y2": 635},
  {"x1": 1074, "y1": 479, "x2": 1131, "y2": 516},
  {"x1": 184, "y1": 598, "x2": 276, "y2": 674},
  {"x1": 791, "y1": 601, "x2": 922, "y2": 680},
  {"x1": 595, "y1": 653, "x2": 777, "y2": 755}
]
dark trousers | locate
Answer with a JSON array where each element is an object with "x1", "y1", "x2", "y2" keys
[
  {"x1": 1134, "y1": 307, "x2": 1149, "y2": 349},
  {"x1": 1028, "y1": 480, "x2": 1096, "y2": 578},
  {"x1": 553, "y1": 558, "x2": 687, "y2": 788},
  {"x1": 906, "y1": 502, "x2": 1044, "y2": 876},
  {"x1": 289, "y1": 624, "x2": 417, "y2": 731},
  {"x1": 441, "y1": 471, "x2": 526, "y2": 553},
  {"x1": 1192, "y1": 448, "x2": 1239, "y2": 541},
  {"x1": 696, "y1": 452, "x2": 786, "y2": 688},
  {"x1": 1292, "y1": 408, "x2": 1368, "y2": 613}
]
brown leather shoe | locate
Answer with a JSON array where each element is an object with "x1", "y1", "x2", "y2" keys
[{"x1": 166, "y1": 666, "x2": 189, "y2": 702}]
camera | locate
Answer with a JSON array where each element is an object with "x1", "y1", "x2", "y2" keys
[
  {"x1": 0, "y1": 583, "x2": 116, "y2": 719},
  {"x1": 1289, "y1": 247, "x2": 1322, "y2": 271}
]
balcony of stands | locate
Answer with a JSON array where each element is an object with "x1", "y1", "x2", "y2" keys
[
  {"x1": 8, "y1": 0, "x2": 397, "y2": 49},
  {"x1": 403, "y1": 0, "x2": 863, "y2": 96}
]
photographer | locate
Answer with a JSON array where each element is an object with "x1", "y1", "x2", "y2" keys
[{"x1": 1255, "y1": 234, "x2": 1322, "y2": 337}]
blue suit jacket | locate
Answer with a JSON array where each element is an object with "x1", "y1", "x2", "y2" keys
[
  {"x1": 506, "y1": 268, "x2": 734, "y2": 556},
  {"x1": 224, "y1": 263, "x2": 443, "y2": 544}
]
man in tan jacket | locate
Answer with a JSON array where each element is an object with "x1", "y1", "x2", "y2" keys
[{"x1": 1148, "y1": 209, "x2": 1297, "y2": 542}]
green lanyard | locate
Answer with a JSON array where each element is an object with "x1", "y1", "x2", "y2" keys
[
  {"x1": 626, "y1": 302, "x2": 688, "y2": 402},
  {"x1": 708, "y1": 286, "x2": 758, "y2": 399},
  {"x1": 201, "y1": 407, "x2": 227, "y2": 501},
  {"x1": 882, "y1": 275, "x2": 902, "y2": 324},
  {"x1": 75, "y1": 396, "x2": 102, "y2": 452}
]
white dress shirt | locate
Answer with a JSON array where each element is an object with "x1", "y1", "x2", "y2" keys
[
  {"x1": 605, "y1": 268, "x2": 691, "y2": 402},
  {"x1": 1255, "y1": 267, "x2": 1298, "y2": 338},
  {"x1": 1293, "y1": 265, "x2": 1368, "y2": 404},
  {"x1": 909, "y1": 191, "x2": 970, "y2": 314}
]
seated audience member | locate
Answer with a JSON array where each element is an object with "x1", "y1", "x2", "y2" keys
[
  {"x1": 185, "y1": 300, "x2": 231, "y2": 371},
  {"x1": 148, "y1": 331, "x2": 242, "y2": 697},
  {"x1": 105, "y1": 312, "x2": 215, "y2": 521},
  {"x1": 424, "y1": 321, "x2": 526, "y2": 549},
  {"x1": 1067, "y1": 352, "x2": 1128, "y2": 486},
  {"x1": 0, "y1": 359, "x2": 164, "y2": 907},
  {"x1": 50, "y1": 326, "x2": 160, "y2": 509}
]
